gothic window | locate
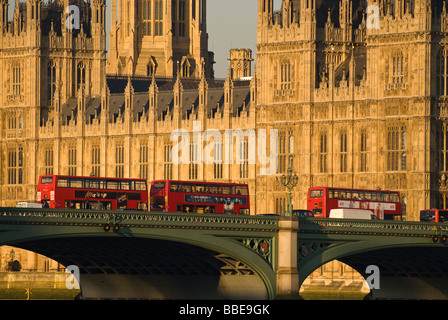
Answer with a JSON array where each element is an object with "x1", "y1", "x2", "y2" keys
[
  {"x1": 340, "y1": 131, "x2": 347, "y2": 173},
  {"x1": 7, "y1": 112, "x2": 16, "y2": 130},
  {"x1": 280, "y1": 62, "x2": 291, "y2": 90},
  {"x1": 155, "y1": 0, "x2": 163, "y2": 36},
  {"x1": 181, "y1": 59, "x2": 190, "y2": 77},
  {"x1": 139, "y1": 142, "x2": 149, "y2": 180},
  {"x1": 214, "y1": 141, "x2": 223, "y2": 179},
  {"x1": 279, "y1": 131, "x2": 294, "y2": 173},
  {"x1": 147, "y1": 63, "x2": 154, "y2": 77},
  {"x1": 275, "y1": 197, "x2": 286, "y2": 215},
  {"x1": 239, "y1": 138, "x2": 249, "y2": 179},
  {"x1": 279, "y1": 134, "x2": 286, "y2": 173},
  {"x1": 189, "y1": 141, "x2": 198, "y2": 180},
  {"x1": 12, "y1": 63, "x2": 22, "y2": 97},
  {"x1": 115, "y1": 143, "x2": 125, "y2": 178},
  {"x1": 68, "y1": 145, "x2": 77, "y2": 176},
  {"x1": 360, "y1": 129, "x2": 368, "y2": 172},
  {"x1": 126, "y1": 1, "x2": 130, "y2": 36},
  {"x1": 178, "y1": 0, "x2": 186, "y2": 37},
  {"x1": 91, "y1": 145, "x2": 100, "y2": 177},
  {"x1": 143, "y1": 0, "x2": 152, "y2": 36},
  {"x1": 387, "y1": 125, "x2": 406, "y2": 171},
  {"x1": 437, "y1": 48, "x2": 448, "y2": 96},
  {"x1": 77, "y1": 62, "x2": 86, "y2": 91},
  {"x1": 319, "y1": 132, "x2": 327, "y2": 173},
  {"x1": 164, "y1": 142, "x2": 173, "y2": 179},
  {"x1": 289, "y1": 132, "x2": 294, "y2": 169},
  {"x1": 44, "y1": 147, "x2": 54, "y2": 175},
  {"x1": 392, "y1": 52, "x2": 404, "y2": 83},
  {"x1": 439, "y1": 122, "x2": 448, "y2": 172},
  {"x1": 47, "y1": 60, "x2": 56, "y2": 104},
  {"x1": 7, "y1": 146, "x2": 23, "y2": 185}
]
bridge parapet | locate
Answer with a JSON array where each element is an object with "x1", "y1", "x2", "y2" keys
[
  {"x1": 298, "y1": 218, "x2": 446, "y2": 238},
  {"x1": 0, "y1": 208, "x2": 279, "y2": 232}
]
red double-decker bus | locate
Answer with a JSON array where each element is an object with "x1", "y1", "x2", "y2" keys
[
  {"x1": 37, "y1": 175, "x2": 148, "y2": 210},
  {"x1": 150, "y1": 180, "x2": 250, "y2": 215},
  {"x1": 307, "y1": 187, "x2": 402, "y2": 220}
]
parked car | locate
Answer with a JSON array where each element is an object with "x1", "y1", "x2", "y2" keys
[
  {"x1": 16, "y1": 202, "x2": 43, "y2": 208},
  {"x1": 329, "y1": 208, "x2": 377, "y2": 220}
]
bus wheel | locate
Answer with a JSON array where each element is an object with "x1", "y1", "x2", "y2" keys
[{"x1": 103, "y1": 224, "x2": 111, "y2": 232}]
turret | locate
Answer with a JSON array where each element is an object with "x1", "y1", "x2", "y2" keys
[
  {"x1": 0, "y1": 0, "x2": 8, "y2": 34},
  {"x1": 27, "y1": 0, "x2": 41, "y2": 45},
  {"x1": 300, "y1": 0, "x2": 316, "y2": 39}
]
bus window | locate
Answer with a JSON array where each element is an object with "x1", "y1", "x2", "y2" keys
[
  {"x1": 364, "y1": 192, "x2": 372, "y2": 201},
  {"x1": 222, "y1": 185, "x2": 234, "y2": 195},
  {"x1": 352, "y1": 191, "x2": 362, "y2": 200},
  {"x1": 333, "y1": 190, "x2": 339, "y2": 199},
  {"x1": 107, "y1": 180, "x2": 119, "y2": 190},
  {"x1": 240, "y1": 208, "x2": 250, "y2": 215},
  {"x1": 182, "y1": 183, "x2": 194, "y2": 193},
  {"x1": 420, "y1": 210, "x2": 435, "y2": 222},
  {"x1": 57, "y1": 178, "x2": 68, "y2": 188},
  {"x1": 70, "y1": 179, "x2": 83, "y2": 188},
  {"x1": 195, "y1": 184, "x2": 208, "y2": 193},
  {"x1": 86, "y1": 179, "x2": 102, "y2": 189},
  {"x1": 382, "y1": 193, "x2": 389, "y2": 202},
  {"x1": 328, "y1": 189, "x2": 334, "y2": 199},
  {"x1": 309, "y1": 189, "x2": 323, "y2": 198},
  {"x1": 346, "y1": 191, "x2": 352, "y2": 200},
  {"x1": 371, "y1": 192, "x2": 377, "y2": 201},
  {"x1": 390, "y1": 193, "x2": 399, "y2": 202},
  {"x1": 120, "y1": 181, "x2": 130, "y2": 190},
  {"x1": 135, "y1": 181, "x2": 147, "y2": 191},
  {"x1": 41, "y1": 176, "x2": 54, "y2": 184},
  {"x1": 235, "y1": 186, "x2": 248, "y2": 195},
  {"x1": 169, "y1": 182, "x2": 180, "y2": 192},
  {"x1": 209, "y1": 185, "x2": 220, "y2": 194},
  {"x1": 339, "y1": 190, "x2": 346, "y2": 199}
]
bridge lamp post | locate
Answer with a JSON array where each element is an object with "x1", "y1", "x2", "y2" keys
[{"x1": 281, "y1": 156, "x2": 298, "y2": 217}]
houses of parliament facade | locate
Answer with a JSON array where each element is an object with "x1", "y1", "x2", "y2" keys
[{"x1": 1, "y1": 0, "x2": 448, "y2": 223}]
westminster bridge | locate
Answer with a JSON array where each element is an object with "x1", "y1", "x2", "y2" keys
[{"x1": 1, "y1": 207, "x2": 448, "y2": 300}]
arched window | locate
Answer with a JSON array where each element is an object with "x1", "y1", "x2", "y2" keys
[
  {"x1": 143, "y1": 0, "x2": 151, "y2": 36},
  {"x1": 77, "y1": 62, "x2": 86, "y2": 90},
  {"x1": 280, "y1": 61, "x2": 291, "y2": 90},
  {"x1": 12, "y1": 63, "x2": 22, "y2": 97},
  {"x1": 155, "y1": 0, "x2": 163, "y2": 36},
  {"x1": 319, "y1": 132, "x2": 327, "y2": 173},
  {"x1": 392, "y1": 51, "x2": 404, "y2": 83},
  {"x1": 437, "y1": 48, "x2": 448, "y2": 96},
  {"x1": 387, "y1": 124, "x2": 406, "y2": 171},
  {"x1": 47, "y1": 60, "x2": 57, "y2": 103}
]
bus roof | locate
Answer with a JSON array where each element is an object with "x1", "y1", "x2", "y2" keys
[
  {"x1": 151, "y1": 180, "x2": 248, "y2": 186},
  {"x1": 39, "y1": 175, "x2": 147, "y2": 182},
  {"x1": 309, "y1": 186, "x2": 399, "y2": 193}
]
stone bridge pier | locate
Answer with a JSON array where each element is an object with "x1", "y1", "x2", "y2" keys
[{"x1": 276, "y1": 216, "x2": 300, "y2": 299}]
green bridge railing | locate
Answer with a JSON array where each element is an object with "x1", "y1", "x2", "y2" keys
[
  {"x1": 0, "y1": 207, "x2": 279, "y2": 232},
  {"x1": 298, "y1": 217, "x2": 447, "y2": 238}
]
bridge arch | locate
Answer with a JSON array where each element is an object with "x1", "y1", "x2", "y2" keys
[
  {"x1": 0, "y1": 209, "x2": 279, "y2": 299},
  {"x1": 298, "y1": 237, "x2": 448, "y2": 299}
]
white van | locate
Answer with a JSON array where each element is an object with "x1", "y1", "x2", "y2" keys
[
  {"x1": 16, "y1": 202, "x2": 43, "y2": 208},
  {"x1": 329, "y1": 208, "x2": 377, "y2": 220}
]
